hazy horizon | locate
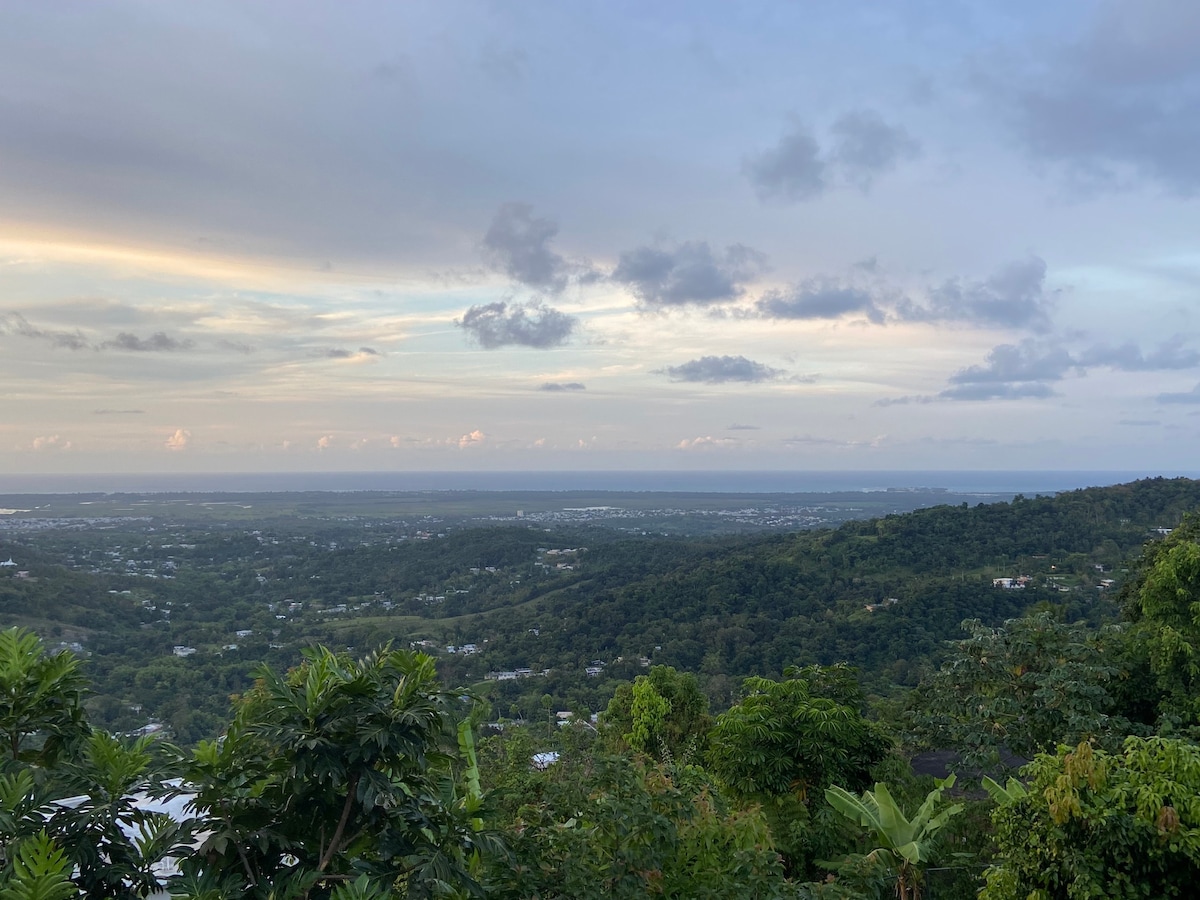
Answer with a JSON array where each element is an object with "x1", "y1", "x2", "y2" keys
[{"x1": 3, "y1": 469, "x2": 1197, "y2": 497}]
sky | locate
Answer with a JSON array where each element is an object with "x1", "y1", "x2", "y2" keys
[{"x1": 2, "y1": 0, "x2": 1200, "y2": 475}]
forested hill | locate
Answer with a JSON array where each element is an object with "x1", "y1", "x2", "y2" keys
[
  {"x1": 458, "y1": 477, "x2": 1200, "y2": 705},
  {"x1": 3, "y1": 476, "x2": 1200, "y2": 739}
]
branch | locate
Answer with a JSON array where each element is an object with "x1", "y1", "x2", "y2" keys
[{"x1": 318, "y1": 772, "x2": 360, "y2": 872}]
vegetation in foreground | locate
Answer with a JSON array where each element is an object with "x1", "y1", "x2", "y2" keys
[{"x1": 4, "y1": 481, "x2": 1200, "y2": 897}]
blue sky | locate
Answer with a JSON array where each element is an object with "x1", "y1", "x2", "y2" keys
[{"x1": 2, "y1": 0, "x2": 1199, "y2": 473}]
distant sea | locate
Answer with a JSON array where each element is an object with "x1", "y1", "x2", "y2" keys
[{"x1": 1, "y1": 470, "x2": 1197, "y2": 495}]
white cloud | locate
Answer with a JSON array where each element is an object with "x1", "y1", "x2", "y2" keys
[
  {"x1": 676, "y1": 436, "x2": 739, "y2": 450},
  {"x1": 457, "y1": 429, "x2": 486, "y2": 449},
  {"x1": 32, "y1": 435, "x2": 71, "y2": 451},
  {"x1": 165, "y1": 429, "x2": 191, "y2": 452}
]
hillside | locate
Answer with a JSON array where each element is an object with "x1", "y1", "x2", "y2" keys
[{"x1": 1, "y1": 476, "x2": 1198, "y2": 740}]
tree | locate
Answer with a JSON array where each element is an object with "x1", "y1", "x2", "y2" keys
[
  {"x1": 982, "y1": 737, "x2": 1200, "y2": 899},
  {"x1": 601, "y1": 665, "x2": 711, "y2": 763},
  {"x1": 910, "y1": 613, "x2": 1141, "y2": 768},
  {"x1": 0, "y1": 628, "x2": 183, "y2": 900},
  {"x1": 1123, "y1": 518, "x2": 1200, "y2": 725},
  {"x1": 43, "y1": 732, "x2": 185, "y2": 900},
  {"x1": 0, "y1": 627, "x2": 89, "y2": 767},
  {"x1": 0, "y1": 831, "x2": 76, "y2": 900},
  {"x1": 824, "y1": 776, "x2": 963, "y2": 900},
  {"x1": 178, "y1": 644, "x2": 491, "y2": 899},
  {"x1": 706, "y1": 665, "x2": 890, "y2": 877},
  {"x1": 480, "y1": 733, "x2": 788, "y2": 900},
  {"x1": 708, "y1": 665, "x2": 888, "y2": 804}
]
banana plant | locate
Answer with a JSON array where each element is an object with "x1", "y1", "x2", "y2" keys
[
  {"x1": 981, "y1": 775, "x2": 1028, "y2": 805},
  {"x1": 824, "y1": 775, "x2": 963, "y2": 900}
]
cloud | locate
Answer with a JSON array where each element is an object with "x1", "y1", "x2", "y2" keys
[
  {"x1": 754, "y1": 258, "x2": 1051, "y2": 330},
  {"x1": 873, "y1": 395, "x2": 935, "y2": 407},
  {"x1": 322, "y1": 347, "x2": 379, "y2": 359},
  {"x1": 659, "y1": 355, "x2": 785, "y2": 384},
  {"x1": 744, "y1": 110, "x2": 918, "y2": 202},
  {"x1": 934, "y1": 339, "x2": 1072, "y2": 401},
  {"x1": 1077, "y1": 336, "x2": 1200, "y2": 371},
  {"x1": 317, "y1": 434, "x2": 334, "y2": 449},
  {"x1": 911, "y1": 333, "x2": 1200, "y2": 403},
  {"x1": 756, "y1": 280, "x2": 885, "y2": 323},
  {"x1": 828, "y1": 109, "x2": 921, "y2": 190},
  {"x1": 726, "y1": 423, "x2": 760, "y2": 430},
  {"x1": 457, "y1": 429, "x2": 486, "y2": 448},
  {"x1": 612, "y1": 241, "x2": 766, "y2": 308},
  {"x1": 3, "y1": 314, "x2": 202, "y2": 354},
  {"x1": 32, "y1": 435, "x2": 71, "y2": 451},
  {"x1": 217, "y1": 340, "x2": 256, "y2": 354},
  {"x1": 457, "y1": 300, "x2": 576, "y2": 349},
  {"x1": 0, "y1": 312, "x2": 90, "y2": 350},
  {"x1": 165, "y1": 429, "x2": 191, "y2": 451},
  {"x1": 938, "y1": 381, "x2": 1057, "y2": 401},
  {"x1": 782, "y1": 434, "x2": 887, "y2": 448},
  {"x1": 744, "y1": 122, "x2": 826, "y2": 201},
  {"x1": 483, "y1": 202, "x2": 573, "y2": 294},
  {"x1": 676, "y1": 435, "x2": 739, "y2": 450},
  {"x1": 998, "y1": 1, "x2": 1200, "y2": 194},
  {"x1": 93, "y1": 409, "x2": 145, "y2": 415},
  {"x1": 948, "y1": 339, "x2": 1074, "y2": 385},
  {"x1": 101, "y1": 331, "x2": 193, "y2": 352},
  {"x1": 539, "y1": 381, "x2": 586, "y2": 392},
  {"x1": 907, "y1": 258, "x2": 1053, "y2": 330},
  {"x1": 1158, "y1": 383, "x2": 1200, "y2": 404}
]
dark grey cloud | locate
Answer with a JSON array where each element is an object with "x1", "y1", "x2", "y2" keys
[
  {"x1": 745, "y1": 110, "x2": 918, "y2": 202},
  {"x1": 659, "y1": 355, "x2": 784, "y2": 384},
  {"x1": 612, "y1": 241, "x2": 766, "y2": 308},
  {"x1": 873, "y1": 395, "x2": 935, "y2": 407},
  {"x1": 744, "y1": 123, "x2": 826, "y2": 201},
  {"x1": 999, "y1": 2, "x2": 1200, "y2": 194},
  {"x1": 1077, "y1": 337, "x2": 1200, "y2": 371},
  {"x1": 483, "y1": 203, "x2": 572, "y2": 294},
  {"x1": 936, "y1": 339, "x2": 1071, "y2": 401},
  {"x1": 1158, "y1": 383, "x2": 1200, "y2": 404},
  {"x1": 938, "y1": 381, "x2": 1057, "y2": 401},
  {"x1": 829, "y1": 110, "x2": 920, "y2": 190},
  {"x1": 0, "y1": 312, "x2": 90, "y2": 350},
  {"x1": 896, "y1": 332, "x2": 1200, "y2": 404},
  {"x1": 2, "y1": 314, "x2": 194, "y2": 353},
  {"x1": 100, "y1": 332, "x2": 193, "y2": 352},
  {"x1": 948, "y1": 340, "x2": 1074, "y2": 385},
  {"x1": 321, "y1": 345, "x2": 376, "y2": 360},
  {"x1": 321, "y1": 347, "x2": 379, "y2": 359},
  {"x1": 217, "y1": 339, "x2": 256, "y2": 354},
  {"x1": 457, "y1": 300, "x2": 576, "y2": 349},
  {"x1": 539, "y1": 381, "x2": 586, "y2": 392},
  {"x1": 755, "y1": 258, "x2": 1050, "y2": 330},
  {"x1": 756, "y1": 281, "x2": 885, "y2": 323},
  {"x1": 910, "y1": 258, "x2": 1053, "y2": 330}
]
